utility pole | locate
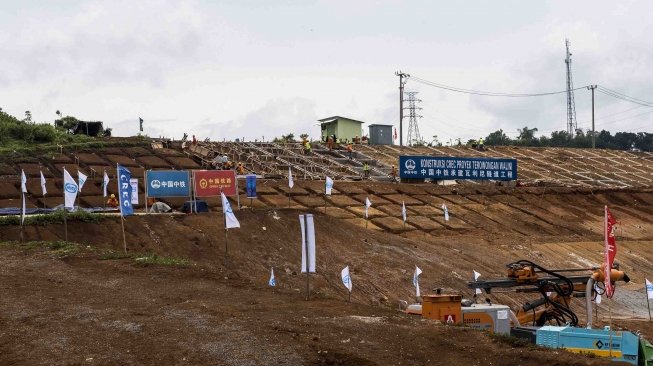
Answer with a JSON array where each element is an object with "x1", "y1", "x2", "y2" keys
[
  {"x1": 588, "y1": 85, "x2": 597, "y2": 148},
  {"x1": 395, "y1": 71, "x2": 409, "y2": 146}
]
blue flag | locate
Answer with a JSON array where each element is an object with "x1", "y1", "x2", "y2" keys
[{"x1": 117, "y1": 165, "x2": 134, "y2": 216}]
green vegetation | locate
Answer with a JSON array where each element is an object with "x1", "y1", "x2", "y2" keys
[
  {"x1": 0, "y1": 110, "x2": 149, "y2": 158},
  {"x1": 482, "y1": 127, "x2": 653, "y2": 151},
  {"x1": 100, "y1": 250, "x2": 191, "y2": 267},
  {"x1": 1, "y1": 240, "x2": 81, "y2": 258},
  {"x1": 0, "y1": 210, "x2": 105, "y2": 226},
  {"x1": 133, "y1": 253, "x2": 191, "y2": 267}
]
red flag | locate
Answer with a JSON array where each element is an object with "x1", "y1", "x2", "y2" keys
[{"x1": 604, "y1": 206, "x2": 618, "y2": 298}]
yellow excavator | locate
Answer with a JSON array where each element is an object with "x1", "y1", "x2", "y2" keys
[{"x1": 468, "y1": 259, "x2": 630, "y2": 327}]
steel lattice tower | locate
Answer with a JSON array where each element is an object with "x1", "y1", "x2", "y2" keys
[
  {"x1": 565, "y1": 38, "x2": 578, "y2": 137},
  {"x1": 404, "y1": 91, "x2": 423, "y2": 146}
]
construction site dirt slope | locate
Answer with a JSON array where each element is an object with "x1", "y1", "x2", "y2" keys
[{"x1": 2, "y1": 185, "x2": 653, "y2": 365}]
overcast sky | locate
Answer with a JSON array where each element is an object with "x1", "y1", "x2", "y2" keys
[{"x1": 1, "y1": 0, "x2": 652, "y2": 144}]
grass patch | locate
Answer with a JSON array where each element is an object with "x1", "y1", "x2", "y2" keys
[
  {"x1": 133, "y1": 253, "x2": 190, "y2": 267},
  {"x1": 0, "y1": 210, "x2": 105, "y2": 226},
  {"x1": 1, "y1": 240, "x2": 81, "y2": 258},
  {"x1": 98, "y1": 250, "x2": 134, "y2": 260}
]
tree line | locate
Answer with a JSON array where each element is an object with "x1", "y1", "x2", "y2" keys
[{"x1": 481, "y1": 127, "x2": 653, "y2": 152}]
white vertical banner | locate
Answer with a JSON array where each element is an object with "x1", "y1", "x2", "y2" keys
[
  {"x1": 300, "y1": 214, "x2": 316, "y2": 273},
  {"x1": 63, "y1": 168, "x2": 78, "y2": 209},
  {"x1": 325, "y1": 176, "x2": 333, "y2": 195},
  {"x1": 341, "y1": 266, "x2": 352, "y2": 292},
  {"x1": 221, "y1": 192, "x2": 240, "y2": 229},
  {"x1": 269, "y1": 268, "x2": 276, "y2": 287},
  {"x1": 473, "y1": 270, "x2": 482, "y2": 295},
  {"x1": 594, "y1": 283, "x2": 602, "y2": 304},
  {"x1": 130, "y1": 178, "x2": 139, "y2": 204},
  {"x1": 78, "y1": 171, "x2": 88, "y2": 192},
  {"x1": 442, "y1": 203, "x2": 449, "y2": 222},
  {"x1": 40, "y1": 171, "x2": 47, "y2": 196},
  {"x1": 21, "y1": 170, "x2": 27, "y2": 225},
  {"x1": 365, "y1": 197, "x2": 372, "y2": 219},
  {"x1": 401, "y1": 201, "x2": 407, "y2": 223},
  {"x1": 288, "y1": 167, "x2": 294, "y2": 189},
  {"x1": 103, "y1": 171, "x2": 110, "y2": 198},
  {"x1": 646, "y1": 278, "x2": 653, "y2": 300},
  {"x1": 413, "y1": 266, "x2": 422, "y2": 298}
]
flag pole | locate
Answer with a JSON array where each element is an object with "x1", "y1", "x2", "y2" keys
[
  {"x1": 646, "y1": 287, "x2": 652, "y2": 321},
  {"x1": 117, "y1": 164, "x2": 127, "y2": 254},
  {"x1": 20, "y1": 191, "x2": 25, "y2": 243},
  {"x1": 62, "y1": 175, "x2": 68, "y2": 242},
  {"x1": 304, "y1": 214, "x2": 310, "y2": 301},
  {"x1": 144, "y1": 170, "x2": 148, "y2": 214},
  {"x1": 348, "y1": 272, "x2": 352, "y2": 302},
  {"x1": 288, "y1": 186, "x2": 291, "y2": 208}
]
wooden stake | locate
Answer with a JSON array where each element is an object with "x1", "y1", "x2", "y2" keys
[{"x1": 120, "y1": 215, "x2": 127, "y2": 254}]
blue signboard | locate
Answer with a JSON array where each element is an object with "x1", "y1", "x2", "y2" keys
[
  {"x1": 399, "y1": 156, "x2": 517, "y2": 181},
  {"x1": 117, "y1": 165, "x2": 134, "y2": 216},
  {"x1": 146, "y1": 170, "x2": 191, "y2": 197},
  {"x1": 246, "y1": 174, "x2": 257, "y2": 198}
]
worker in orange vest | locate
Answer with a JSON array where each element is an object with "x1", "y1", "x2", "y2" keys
[
  {"x1": 346, "y1": 143, "x2": 353, "y2": 159},
  {"x1": 236, "y1": 162, "x2": 245, "y2": 175},
  {"x1": 107, "y1": 194, "x2": 119, "y2": 208}
]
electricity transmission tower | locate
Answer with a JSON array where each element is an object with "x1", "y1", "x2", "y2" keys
[
  {"x1": 404, "y1": 91, "x2": 423, "y2": 146},
  {"x1": 565, "y1": 38, "x2": 578, "y2": 137}
]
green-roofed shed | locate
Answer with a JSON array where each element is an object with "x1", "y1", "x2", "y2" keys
[{"x1": 318, "y1": 116, "x2": 364, "y2": 143}]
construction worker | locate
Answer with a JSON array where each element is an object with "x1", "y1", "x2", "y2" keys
[
  {"x1": 363, "y1": 162, "x2": 370, "y2": 178},
  {"x1": 346, "y1": 143, "x2": 353, "y2": 159},
  {"x1": 478, "y1": 137, "x2": 485, "y2": 150},
  {"x1": 390, "y1": 165, "x2": 398, "y2": 183},
  {"x1": 192, "y1": 135, "x2": 197, "y2": 145},
  {"x1": 107, "y1": 194, "x2": 119, "y2": 208},
  {"x1": 236, "y1": 162, "x2": 245, "y2": 175},
  {"x1": 304, "y1": 140, "x2": 312, "y2": 155},
  {"x1": 327, "y1": 135, "x2": 334, "y2": 150}
]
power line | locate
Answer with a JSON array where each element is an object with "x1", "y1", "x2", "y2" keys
[
  {"x1": 409, "y1": 75, "x2": 588, "y2": 97},
  {"x1": 596, "y1": 86, "x2": 653, "y2": 107}
]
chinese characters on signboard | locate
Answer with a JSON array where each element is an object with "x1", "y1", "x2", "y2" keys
[{"x1": 399, "y1": 156, "x2": 517, "y2": 181}]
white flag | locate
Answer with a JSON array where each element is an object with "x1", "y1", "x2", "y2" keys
[
  {"x1": 63, "y1": 168, "x2": 78, "y2": 209},
  {"x1": 442, "y1": 203, "x2": 449, "y2": 222},
  {"x1": 40, "y1": 171, "x2": 47, "y2": 196},
  {"x1": 594, "y1": 283, "x2": 602, "y2": 304},
  {"x1": 365, "y1": 197, "x2": 372, "y2": 219},
  {"x1": 221, "y1": 192, "x2": 240, "y2": 229},
  {"x1": 21, "y1": 170, "x2": 27, "y2": 225},
  {"x1": 103, "y1": 171, "x2": 110, "y2": 198},
  {"x1": 325, "y1": 176, "x2": 333, "y2": 195},
  {"x1": 473, "y1": 270, "x2": 482, "y2": 295},
  {"x1": 78, "y1": 171, "x2": 88, "y2": 192},
  {"x1": 341, "y1": 266, "x2": 352, "y2": 292},
  {"x1": 269, "y1": 268, "x2": 276, "y2": 287},
  {"x1": 288, "y1": 167, "x2": 294, "y2": 189},
  {"x1": 300, "y1": 214, "x2": 316, "y2": 273},
  {"x1": 646, "y1": 279, "x2": 653, "y2": 300},
  {"x1": 402, "y1": 201, "x2": 407, "y2": 223},
  {"x1": 20, "y1": 169, "x2": 27, "y2": 193},
  {"x1": 413, "y1": 266, "x2": 422, "y2": 298}
]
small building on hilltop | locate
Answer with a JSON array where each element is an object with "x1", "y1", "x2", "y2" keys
[
  {"x1": 368, "y1": 124, "x2": 393, "y2": 145},
  {"x1": 318, "y1": 116, "x2": 364, "y2": 143}
]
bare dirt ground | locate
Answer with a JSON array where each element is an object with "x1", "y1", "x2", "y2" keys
[{"x1": 1, "y1": 196, "x2": 650, "y2": 365}]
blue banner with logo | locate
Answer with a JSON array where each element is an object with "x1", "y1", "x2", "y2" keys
[
  {"x1": 146, "y1": 170, "x2": 191, "y2": 197},
  {"x1": 399, "y1": 156, "x2": 517, "y2": 181},
  {"x1": 117, "y1": 165, "x2": 134, "y2": 216},
  {"x1": 246, "y1": 174, "x2": 257, "y2": 198}
]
